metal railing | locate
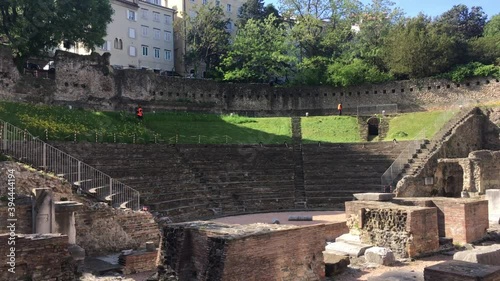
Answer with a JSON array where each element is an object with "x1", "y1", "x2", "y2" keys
[
  {"x1": 380, "y1": 129, "x2": 426, "y2": 188},
  {"x1": 0, "y1": 120, "x2": 140, "y2": 210}
]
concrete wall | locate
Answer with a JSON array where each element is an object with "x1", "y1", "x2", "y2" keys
[{"x1": 1, "y1": 47, "x2": 499, "y2": 116}]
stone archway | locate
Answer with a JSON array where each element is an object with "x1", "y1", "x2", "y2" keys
[
  {"x1": 367, "y1": 117, "x2": 380, "y2": 136},
  {"x1": 436, "y1": 162, "x2": 464, "y2": 197}
]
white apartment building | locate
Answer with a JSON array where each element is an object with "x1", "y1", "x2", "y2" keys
[
  {"x1": 93, "y1": 0, "x2": 176, "y2": 72},
  {"x1": 167, "y1": 0, "x2": 244, "y2": 76}
]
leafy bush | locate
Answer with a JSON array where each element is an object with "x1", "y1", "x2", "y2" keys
[
  {"x1": 326, "y1": 59, "x2": 393, "y2": 87},
  {"x1": 441, "y1": 62, "x2": 500, "y2": 82}
]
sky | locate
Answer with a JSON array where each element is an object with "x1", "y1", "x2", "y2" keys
[{"x1": 264, "y1": 0, "x2": 500, "y2": 19}]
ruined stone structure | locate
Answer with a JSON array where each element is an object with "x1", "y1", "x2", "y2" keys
[
  {"x1": 0, "y1": 162, "x2": 160, "y2": 256},
  {"x1": 396, "y1": 108, "x2": 500, "y2": 197},
  {"x1": 162, "y1": 221, "x2": 348, "y2": 281},
  {"x1": 0, "y1": 47, "x2": 499, "y2": 115},
  {"x1": 345, "y1": 201, "x2": 439, "y2": 258},
  {"x1": 344, "y1": 197, "x2": 489, "y2": 259}
]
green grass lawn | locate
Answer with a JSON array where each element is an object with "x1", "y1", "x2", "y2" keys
[
  {"x1": 0, "y1": 101, "x2": 292, "y2": 144},
  {"x1": 384, "y1": 110, "x2": 458, "y2": 141},
  {"x1": 0, "y1": 101, "x2": 480, "y2": 144},
  {"x1": 301, "y1": 116, "x2": 362, "y2": 143}
]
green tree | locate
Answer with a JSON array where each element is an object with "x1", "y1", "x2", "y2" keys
[
  {"x1": 468, "y1": 14, "x2": 500, "y2": 65},
  {"x1": 382, "y1": 15, "x2": 457, "y2": 78},
  {"x1": 350, "y1": 0, "x2": 404, "y2": 69},
  {"x1": 181, "y1": 4, "x2": 230, "y2": 77},
  {"x1": 0, "y1": 0, "x2": 112, "y2": 66},
  {"x1": 238, "y1": 0, "x2": 280, "y2": 26},
  {"x1": 220, "y1": 15, "x2": 297, "y2": 82},
  {"x1": 326, "y1": 58, "x2": 392, "y2": 86},
  {"x1": 483, "y1": 14, "x2": 500, "y2": 37}
]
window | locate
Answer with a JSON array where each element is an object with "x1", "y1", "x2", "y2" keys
[
  {"x1": 153, "y1": 12, "x2": 160, "y2": 22},
  {"x1": 128, "y1": 28, "x2": 136, "y2": 38},
  {"x1": 154, "y1": 48, "x2": 160, "y2": 58},
  {"x1": 150, "y1": 0, "x2": 161, "y2": 4},
  {"x1": 113, "y1": 38, "x2": 123, "y2": 50},
  {"x1": 142, "y1": 45, "x2": 149, "y2": 56},
  {"x1": 142, "y1": 25, "x2": 149, "y2": 37},
  {"x1": 202, "y1": 0, "x2": 207, "y2": 4},
  {"x1": 164, "y1": 31, "x2": 172, "y2": 41},
  {"x1": 164, "y1": 14, "x2": 172, "y2": 25},
  {"x1": 100, "y1": 41, "x2": 111, "y2": 51},
  {"x1": 153, "y1": 28, "x2": 161, "y2": 40},
  {"x1": 165, "y1": 50, "x2": 172, "y2": 61},
  {"x1": 227, "y1": 4, "x2": 231, "y2": 12},
  {"x1": 129, "y1": 46, "x2": 136, "y2": 56},
  {"x1": 215, "y1": 0, "x2": 220, "y2": 6},
  {"x1": 226, "y1": 21, "x2": 232, "y2": 31},
  {"x1": 188, "y1": 11, "x2": 196, "y2": 18},
  {"x1": 127, "y1": 10, "x2": 136, "y2": 21},
  {"x1": 141, "y1": 9, "x2": 149, "y2": 20}
]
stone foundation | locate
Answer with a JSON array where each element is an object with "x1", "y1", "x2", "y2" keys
[
  {"x1": 162, "y1": 221, "x2": 348, "y2": 281},
  {"x1": 119, "y1": 249, "x2": 159, "y2": 274},
  {"x1": 345, "y1": 201, "x2": 439, "y2": 258}
]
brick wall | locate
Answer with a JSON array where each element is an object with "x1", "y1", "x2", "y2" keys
[
  {"x1": 162, "y1": 221, "x2": 348, "y2": 281},
  {"x1": 76, "y1": 205, "x2": 161, "y2": 256},
  {"x1": 120, "y1": 250, "x2": 158, "y2": 274},
  {"x1": 0, "y1": 233, "x2": 74, "y2": 281},
  {"x1": 0, "y1": 203, "x2": 32, "y2": 234},
  {"x1": 430, "y1": 198, "x2": 489, "y2": 244}
]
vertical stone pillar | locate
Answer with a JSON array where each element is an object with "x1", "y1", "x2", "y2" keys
[
  {"x1": 458, "y1": 159, "x2": 473, "y2": 193},
  {"x1": 33, "y1": 188, "x2": 55, "y2": 234},
  {"x1": 55, "y1": 201, "x2": 83, "y2": 244}
]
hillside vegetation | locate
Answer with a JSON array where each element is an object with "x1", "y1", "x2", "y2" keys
[{"x1": 0, "y1": 101, "x2": 478, "y2": 144}]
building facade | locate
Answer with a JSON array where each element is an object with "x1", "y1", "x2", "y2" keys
[
  {"x1": 167, "y1": 0, "x2": 244, "y2": 76},
  {"x1": 94, "y1": 0, "x2": 176, "y2": 72}
]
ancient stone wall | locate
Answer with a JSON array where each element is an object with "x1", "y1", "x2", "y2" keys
[
  {"x1": 1, "y1": 47, "x2": 499, "y2": 115},
  {"x1": 470, "y1": 150, "x2": 500, "y2": 191},
  {"x1": 0, "y1": 233, "x2": 74, "y2": 281},
  {"x1": 396, "y1": 108, "x2": 487, "y2": 197},
  {"x1": 75, "y1": 205, "x2": 160, "y2": 256},
  {"x1": 162, "y1": 221, "x2": 348, "y2": 281},
  {"x1": 0, "y1": 203, "x2": 32, "y2": 234},
  {"x1": 345, "y1": 201, "x2": 439, "y2": 258}
]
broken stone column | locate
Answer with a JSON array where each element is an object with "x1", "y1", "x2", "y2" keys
[
  {"x1": 33, "y1": 188, "x2": 55, "y2": 234},
  {"x1": 54, "y1": 201, "x2": 83, "y2": 244}
]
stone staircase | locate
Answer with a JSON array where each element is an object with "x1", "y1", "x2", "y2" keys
[
  {"x1": 399, "y1": 107, "x2": 477, "y2": 179},
  {"x1": 291, "y1": 117, "x2": 307, "y2": 209}
]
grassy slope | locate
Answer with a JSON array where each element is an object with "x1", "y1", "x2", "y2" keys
[
  {"x1": 384, "y1": 110, "x2": 458, "y2": 141},
  {"x1": 301, "y1": 116, "x2": 362, "y2": 143},
  {"x1": 0, "y1": 101, "x2": 488, "y2": 144}
]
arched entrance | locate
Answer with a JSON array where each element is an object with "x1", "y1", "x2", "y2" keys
[{"x1": 367, "y1": 117, "x2": 380, "y2": 136}]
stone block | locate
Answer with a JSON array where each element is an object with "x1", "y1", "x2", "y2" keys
[
  {"x1": 486, "y1": 189, "x2": 500, "y2": 222},
  {"x1": 323, "y1": 251, "x2": 350, "y2": 277},
  {"x1": 453, "y1": 245, "x2": 500, "y2": 266},
  {"x1": 325, "y1": 241, "x2": 372, "y2": 257},
  {"x1": 353, "y1": 193, "x2": 395, "y2": 201},
  {"x1": 424, "y1": 260, "x2": 500, "y2": 281},
  {"x1": 365, "y1": 247, "x2": 396, "y2": 266}
]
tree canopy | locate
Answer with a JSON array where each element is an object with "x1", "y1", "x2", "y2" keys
[
  {"x1": 180, "y1": 4, "x2": 230, "y2": 77},
  {"x1": 220, "y1": 14, "x2": 297, "y2": 82},
  {"x1": 0, "y1": 0, "x2": 113, "y2": 62}
]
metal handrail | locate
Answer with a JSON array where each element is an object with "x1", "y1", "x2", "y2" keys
[
  {"x1": 0, "y1": 120, "x2": 140, "y2": 210},
  {"x1": 380, "y1": 129, "x2": 426, "y2": 188}
]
